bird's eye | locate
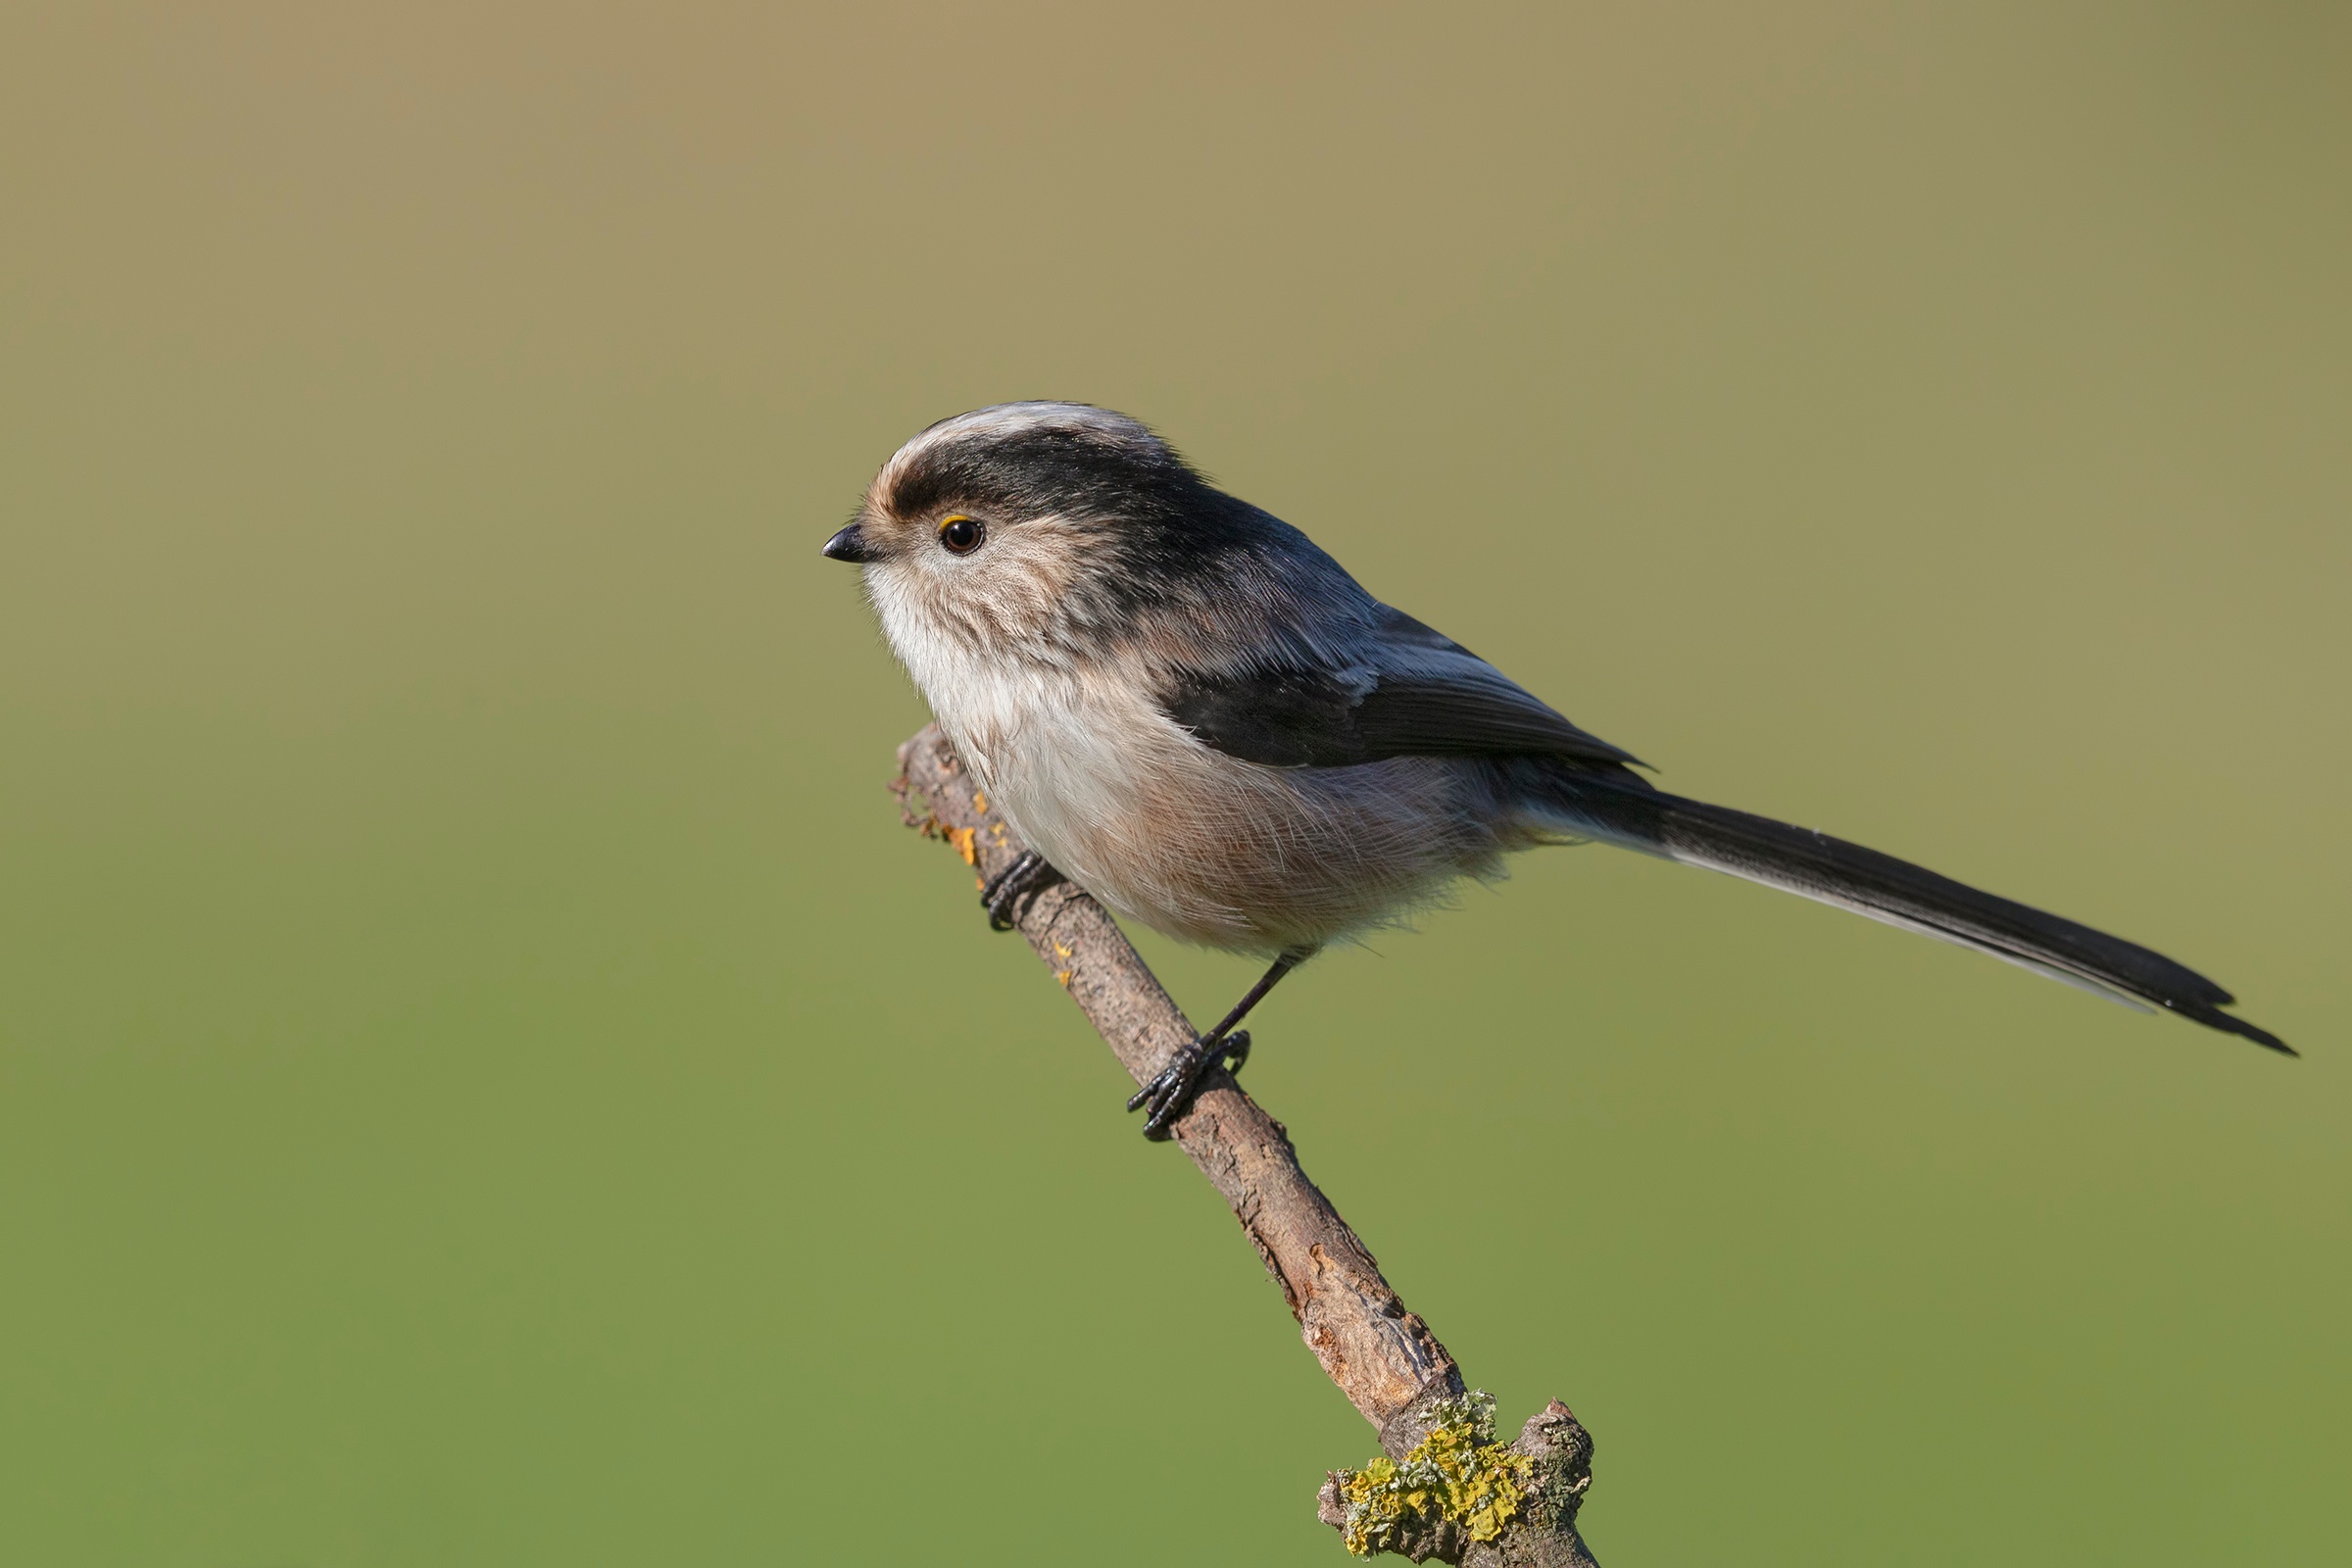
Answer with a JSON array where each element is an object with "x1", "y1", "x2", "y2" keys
[{"x1": 937, "y1": 514, "x2": 984, "y2": 555}]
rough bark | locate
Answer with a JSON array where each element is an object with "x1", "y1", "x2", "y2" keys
[{"x1": 894, "y1": 725, "x2": 1601, "y2": 1565}]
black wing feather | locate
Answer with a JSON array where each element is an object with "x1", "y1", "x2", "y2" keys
[
  {"x1": 1163, "y1": 631, "x2": 1642, "y2": 772},
  {"x1": 1162, "y1": 663, "x2": 1367, "y2": 768},
  {"x1": 1353, "y1": 669, "x2": 1643, "y2": 767}
]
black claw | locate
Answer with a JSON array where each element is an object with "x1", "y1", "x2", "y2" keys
[
  {"x1": 1124, "y1": 954, "x2": 1299, "y2": 1141},
  {"x1": 1221, "y1": 1029, "x2": 1250, "y2": 1077},
  {"x1": 981, "y1": 851, "x2": 1061, "y2": 931},
  {"x1": 1126, "y1": 1030, "x2": 1250, "y2": 1141}
]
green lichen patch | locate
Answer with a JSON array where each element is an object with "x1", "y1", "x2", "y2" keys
[{"x1": 1333, "y1": 1392, "x2": 1535, "y2": 1558}]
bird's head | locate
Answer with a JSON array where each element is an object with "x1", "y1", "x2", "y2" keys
[{"x1": 824, "y1": 402, "x2": 1282, "y2": 660}]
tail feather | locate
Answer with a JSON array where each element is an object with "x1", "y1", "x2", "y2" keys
[{"x1": 1535, "y1": 769, "x2": 2290, "y2": 1054}]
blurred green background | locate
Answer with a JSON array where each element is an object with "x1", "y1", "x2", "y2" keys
[{"x1": 2, "y1": 3, "x2": 2344, "y2": 1562}]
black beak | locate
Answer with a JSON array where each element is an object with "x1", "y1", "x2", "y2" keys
[{"x1": 821, "y1": 524, "x2": 872, "y2": 564}]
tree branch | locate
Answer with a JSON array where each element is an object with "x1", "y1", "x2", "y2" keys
[{"x1": 895, "y1": 725, "x2": 1601, "y2": 1565}]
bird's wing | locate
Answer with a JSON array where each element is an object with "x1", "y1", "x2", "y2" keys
[{"x1": 1160, "y1": 606, "x2": 1644, "y2": 770}]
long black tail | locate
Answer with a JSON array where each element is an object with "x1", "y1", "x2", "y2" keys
[{"x1": 1533, "y1": 768, "x2": 2289, "y2": 1054}]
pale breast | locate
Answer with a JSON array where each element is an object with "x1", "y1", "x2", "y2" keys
[{"x1": 880, "y1": 585, "x2": 1510, "y2": 954}]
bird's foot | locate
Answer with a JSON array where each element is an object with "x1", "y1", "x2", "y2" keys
[
  {"x1": 1126, "y1": 1029, "x2": 1250, "y2": 1141},
  {"x1": 981, "y1": 850, "x2": 1062, "y2": 932}
]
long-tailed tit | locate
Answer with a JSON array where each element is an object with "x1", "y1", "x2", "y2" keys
[{"x1": 824, "y1": 403, "x2": 2288, "y2": 1138}]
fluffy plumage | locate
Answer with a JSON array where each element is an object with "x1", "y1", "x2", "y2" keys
[{"x1": 832, "y1": 401, "x2": 2286, "y2": 1054}]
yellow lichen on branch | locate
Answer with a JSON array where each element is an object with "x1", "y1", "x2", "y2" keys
[{"x1": 1333, "y1": 1393, "x2": 1535, "y2": 1557}]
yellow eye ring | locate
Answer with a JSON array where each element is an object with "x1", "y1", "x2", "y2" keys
[{"x1": 938, "y1": 514, "x2": 984, "y2": 555}]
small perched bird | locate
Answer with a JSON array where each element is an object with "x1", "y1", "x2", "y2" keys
[{"x1": 824, "y1": 402, "x2": 2288, "y2": 1137}]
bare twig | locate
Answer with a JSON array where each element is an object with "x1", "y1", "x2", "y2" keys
[{"x1": 895, "y1": 725, "x2": 1601, "y2": 1565}]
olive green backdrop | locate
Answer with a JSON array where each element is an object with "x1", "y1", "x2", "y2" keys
[{"x1": 2, "y1": 4, "x2": 2343, "y2": 1563}]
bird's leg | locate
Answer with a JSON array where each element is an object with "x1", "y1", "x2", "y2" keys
[
  {"x1": 980, "y1": 850, "x2": 1063, "y2": 932},
  {"x1": 1128, "y1": 952, "x2": 1304, "y2": 1141}
]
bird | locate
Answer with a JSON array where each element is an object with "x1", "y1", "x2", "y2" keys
[{"x1": 822, "y1": 401, "x2": 2289, "y2": 1138}]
